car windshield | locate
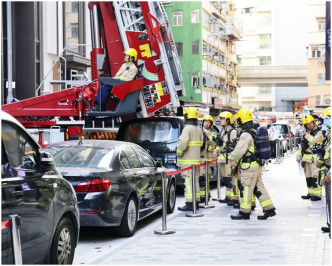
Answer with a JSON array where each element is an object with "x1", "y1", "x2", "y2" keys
[
  {"x1": 275, "y1": 124, "x2": 288, "y2": 134},
  {"x1": 45, "y1": 146, "x2": 115, "y2": 168},
  {"x1": 124, "y1": 121, "x2": 177, "y2": 143}
]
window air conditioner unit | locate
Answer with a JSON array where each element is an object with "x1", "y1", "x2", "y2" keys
[{"x1": 324, "y1": 97, "x2": 331, "y2": 105}]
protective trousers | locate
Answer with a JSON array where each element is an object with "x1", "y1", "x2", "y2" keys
[
  {"x1": 221, "y1": 163, "x2": 238, "y2": 200},
  {"x1": 199, "y1": 161, "x2": 213, "y2": 198},
  {"x1": 183, "y1": 167, "x2": 200, "y2": 203},
  {"x1": 239, "y1": 166, "x2": 275, "y2": 214},
  {"x1": 304, "y1": 162, "x2": 322, "y2": 198}
]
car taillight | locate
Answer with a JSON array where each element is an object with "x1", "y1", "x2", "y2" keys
[{"x1": 75, "y1": 178, "x2": 111, "y2": 193}]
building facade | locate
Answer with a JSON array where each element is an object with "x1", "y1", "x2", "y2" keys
[
  {"x1": 1, "y1": 1, "x2": 91, "y2": 104},
  {"x1": 163, "y1": 1, "x2": 242, "y2": 114},
  {"x1": 307, "y1": 1, "x2": 331, "y2": 111},
  {"x1": 236, "y1": 0, "x2": 308, "y2": 112}
]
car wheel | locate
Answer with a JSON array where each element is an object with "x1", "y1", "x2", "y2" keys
[
  {"x1": 119, "y1": 196, "x2": 137, "y2": 237},
  {"x1": 50, "y1": 217, "x2": 75, "y2": 264},
  {"x1": 167, "y1": 180, "x2": 176, "y2": 214}
]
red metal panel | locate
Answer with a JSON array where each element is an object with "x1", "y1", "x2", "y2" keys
[
  {"x1": 112, "y1": 78, "x2": 144, "y2": 101},
  {"x1": 99, "y1": 2, "x2": 125, "y2": 76},
  {"x1": 293, "y1": 99, "x2": 308, "y2": 108}
]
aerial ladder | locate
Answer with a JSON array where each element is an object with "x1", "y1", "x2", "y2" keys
[{"x1": 2, "y1": 1, "x2": 185, "y2": 145}]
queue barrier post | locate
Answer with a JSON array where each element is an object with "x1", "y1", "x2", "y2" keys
[
  {"x1": 273, "y1": 140, "x2": 281, "y2": 164},
  {"x1": 9, "y1": 214, "x2": 23, "y2": 264},
  {"x1": 200, "y1": 161, "x2": 215, "y2": 209},
  {"x1": 279, "y1": 140, "x2": 284, "y2": 162},
  {"x1": 186, "y1": 165, "x2": 204, "y2": 217},
  {"x1": 212, "y1": 162, "x2": 222, "y2": 201},
  {"x1": 154, "y1": 170, "x2": 176, "y2": 235}
]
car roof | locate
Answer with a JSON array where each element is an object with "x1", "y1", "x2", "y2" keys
[{"x1": 46, "y1": 139, "x2": 136, "y2": 149}]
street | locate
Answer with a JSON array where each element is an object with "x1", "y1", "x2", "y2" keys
[{"x1": 73, "y1": 151, "x2": 331, "y2": 265}]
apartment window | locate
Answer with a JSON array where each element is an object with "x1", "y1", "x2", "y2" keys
[
  {"x1": 173, "y1": 11, "x2": 183, "y2": 26},
  {"x1": 258, "y1": 87, "x2": 271, "y2": 94},
  {"x1": 259, "y1": 34, "x2": 271, "y2": 49},
  {"x1": 192, "y1": 40, "x2": 199, "y2": 55},
  {"x1": 317, "y1": 19, "x2": 325, "y2": 31},
  {"x1": 72, "y1": 2, "x2": 79, "y2": 13},
  {"x1": 176, "y1": 43, "x2": 183, "y2": 57},
  {"x1": 191, "y1": 9, "x2": 199, "y2": 23},
  {"x1": 191, "y1": 72, "x2": 200, "y2": 87},
  {"x1": 63, "y1": 2, "x2": 85, "y2": 55},
  {"x1": 317, "y1": 74, "x2": 325, "y2": 84},
  {"x1": 312, "y1": 48, "x2": 325, "y2": 58},
  {"x1": 259, "y1": 56, "x2": 271, "y2": 65},
  {"x1": 258, "y1": 11, "x2": 271, "y2": 26}
]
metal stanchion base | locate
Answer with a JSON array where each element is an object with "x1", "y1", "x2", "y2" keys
[
  {"x1": 154, "y1": 229, "x2": 176, "y2": 235},
  {"x1": 200, "y1": 204, "x2": 215, "y2": 209},
  {"x1": 186, "y1": 213, "x2": 204, "y2": 217}
]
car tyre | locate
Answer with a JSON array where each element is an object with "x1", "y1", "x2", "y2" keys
[
  {"x1": 50, "y1": 217, "x2": 75, "y2": 264},
  {"x1": 167, "y1": 180, "x2": 176, "y2": 214},
  {"x1": 119, "y1": 196, "x2": 137, "y2": 237}
]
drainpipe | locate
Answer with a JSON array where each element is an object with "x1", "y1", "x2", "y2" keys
[{"x1": 6, "y1": 2, "x2": 13, "y2": 104}]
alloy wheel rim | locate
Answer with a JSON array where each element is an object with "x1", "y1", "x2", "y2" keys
[
  {"x1": 169, "y1": 184, "x2": 176, "y2": 209},
  {"x1": 127, "y1": 200, "x2": 137, "y2": 231},
  {"x1": 57, "y1": 227, "x2": 72, "y2": 264}
]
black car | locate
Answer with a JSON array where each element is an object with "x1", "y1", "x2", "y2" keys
[
  {"x1": 116, "y1": 117, "x2": 220, "y2": 187},
  {"x1": 1, "y1": 111, "x2": 79, "y2": 264},
  {"x1": 45, "y1": 140, "x2": 176, "y2": 237}
]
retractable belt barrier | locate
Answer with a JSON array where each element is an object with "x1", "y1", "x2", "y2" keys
[{"x1": 2, "y1": 215, "x2": 23, "y2": 264}]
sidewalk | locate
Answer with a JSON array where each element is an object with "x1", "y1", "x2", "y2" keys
[{"x1": 76, "y1": 152, "x2": 331, "y2": 265}]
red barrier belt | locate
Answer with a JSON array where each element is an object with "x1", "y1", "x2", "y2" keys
[
  {"x1": 2, "y1": 220, "x2": 10, "y2": 230},
  {"x1": 165, "y1": 159, "x2": 218, "y2": 176}
]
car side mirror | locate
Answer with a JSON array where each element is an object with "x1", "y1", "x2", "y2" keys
[
  {"x1": 155, "y1": 158, "x2": 163, "y2": 167},
  {"x1": 40, "y1": 151, "x2": 55, "y2": 171}
]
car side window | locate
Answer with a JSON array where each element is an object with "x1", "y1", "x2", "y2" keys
[
  {"x1": 120, "y1": 151, "x2": 131, "y2": 169},
  {"x1": 2, "y1": 121, "x2": 39, "y2": 176},
  {"x1": 121, "y1": 146, "x2": 142, "y2": 168},
  {"x1": 134, "y1": 147, "x2": 155, "y2": 167}
]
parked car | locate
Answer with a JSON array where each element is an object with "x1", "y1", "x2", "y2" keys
[
  {"x1": 273, "y1": 122, "x2": 294, "y2": 150},
  {"x1": 116, "y1": 117, "x2": 220, "y2": 187},
  {"x1": 45, "y1": 140, "x2": 176, "y2": 237},
  {"x1": 1, "y1": 111, "x2": 79, "y2": 264}
]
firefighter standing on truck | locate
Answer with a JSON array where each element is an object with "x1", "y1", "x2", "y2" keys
[
  {"x1": 296, "y1": 114, "x2": 325, "y2": 201},
  {"x1": 315, "y1": 107, "x2": 331, "y2": 235},
  {"x1": 229, "y1": 108, "x2": 276, "y2": 220},
  {"x1": 213, "y1": 111, "x2": 239, "y2": 206},
  {"x1": 199, "y1": 115, "x2": 217, "y2": 203},
  {"x1": 177, "y1": 107, "x2": 203, "y2": 211}
]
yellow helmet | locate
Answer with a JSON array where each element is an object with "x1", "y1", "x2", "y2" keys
[
  {"x1": 184, "y1": 107, "x2": 198, "y2": 120},
  {"x1": 201, "y1": 115, "x2": 214, "y2": 128},
  {"x1": 219, "y1": 111, "x2": 234, "y2": 125},
  {"x1": 302, "y1": 115, "x2": 315, "y2": 125},
  {"x1": 236, "y1": 108, "x2": 253, "y2": 125},
  {"x1": 124, "y1": 48, "x2": 138, "y2": 62},
  {"x1": 321, "y1": 107, "x2": 331, "y2": 118}
]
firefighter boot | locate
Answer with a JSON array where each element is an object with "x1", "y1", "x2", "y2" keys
[
  {"x1": 219, "y1": 198, "x2": 229, "y2": 204},
  {"x1": 233, "y1": 202, "x2": 240, "y2": 209},
  {"x1": 178, "y1": 202, "x2": 193, "y2": 211},
  {"x1": 257, "y1": 208, "x2": 276, "y2": 220},
  {"x1": 321, "y1": 227, "x2": 330, "y2": 233},
  {"x1": 301, "y1": 194, "x2": 312, "y2": 200},
  {"x1": 227, "y1": 200, "x2": 237, "y2": 206},
  {"x1": 310, "y1": 196, "x2": 321, "y2": 201},
  {"x1": 231, "y1": 211, "x2": 250, "y2": 220}
]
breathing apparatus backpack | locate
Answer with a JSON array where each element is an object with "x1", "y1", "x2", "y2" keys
[{"x1": 242, "y1": 126, "x2": 272, "y2": 165}]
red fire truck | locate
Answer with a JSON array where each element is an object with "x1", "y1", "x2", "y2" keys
[{"x1": 2, "y1": 1, "x2": 185, "y2": 146}]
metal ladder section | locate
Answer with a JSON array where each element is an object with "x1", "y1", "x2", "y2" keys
[{"x1": 112, "y1": 1, "x2": 185, "y2": 108}]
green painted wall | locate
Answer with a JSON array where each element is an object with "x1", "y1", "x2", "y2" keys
[{"x1": 164, "y1": 1, "x2": 202, "y2": 103}]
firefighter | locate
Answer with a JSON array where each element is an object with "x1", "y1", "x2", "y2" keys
[
  {"x1": 177, "y1": 107, "x2": 203, "y2": 211},
  {"x1": 199, "y1": 115, "x2": 217, "y2": 203},
  {"x1": 214, "y1": 111, "x2": 239, "y2": 206},
  {"x1": 92, "y1": 48, "x2": 138, "y2": 111},
  {"x1": 296, "y1": 114, "x2": 325, "y2": 201},
  {"x1": 229, "y1": 108, "x2": 276, "y2": 220},
  {"x1": 316, "y1": 107, "x2": 331, "y2": 234}
]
